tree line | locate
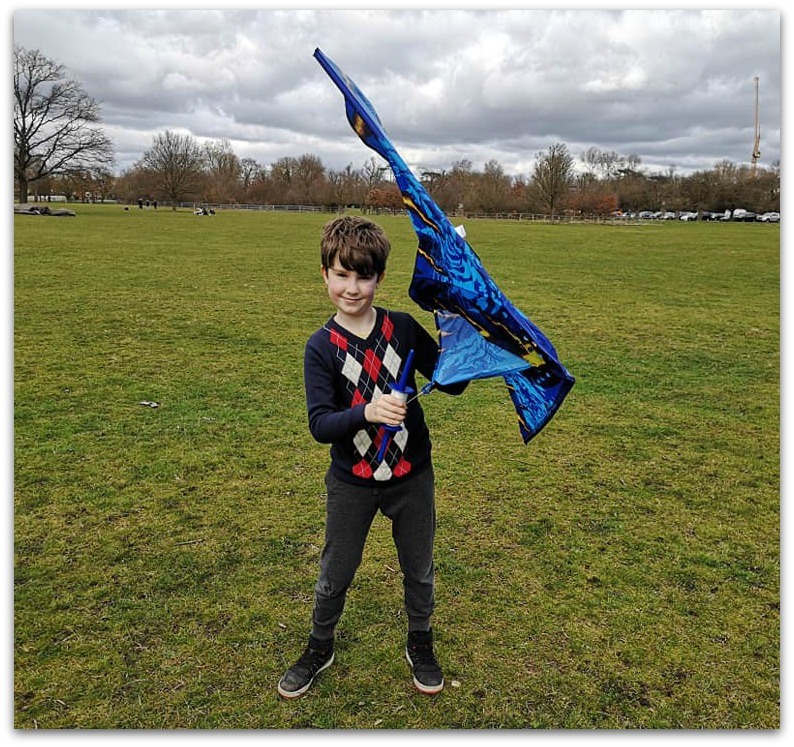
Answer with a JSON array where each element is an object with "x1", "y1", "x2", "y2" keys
[{"x1": 15, "y1": 46, "x2": 780, "y2": 217}]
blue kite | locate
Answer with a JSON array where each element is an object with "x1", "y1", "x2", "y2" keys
[{"x1": 314, "y1": 48, "x2": 574, "y2": 443}]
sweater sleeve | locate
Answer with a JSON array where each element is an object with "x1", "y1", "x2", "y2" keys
[{"x1": 304, "y1": 333, "x2": 369, "y2": 444}]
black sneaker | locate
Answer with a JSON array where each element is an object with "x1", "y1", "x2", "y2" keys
[
  {"x1": 405, "y1": 628, "x2": 444, "y2": 694},
  {"x1": 277, "y1": 635, "x2": 334, "y2": 699}
]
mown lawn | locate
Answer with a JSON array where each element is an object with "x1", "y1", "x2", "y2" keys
[{"x1": 14, "y1": 205, "x2": 779, "y2": 728}]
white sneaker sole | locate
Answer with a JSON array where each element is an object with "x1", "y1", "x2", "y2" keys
[{"x1": 277, "y1": 652, "x2": 335, "y2": 699}]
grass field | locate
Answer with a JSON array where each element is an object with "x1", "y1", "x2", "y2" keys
[{"x1": 13, "y1": 204, "x2": 779, "y2": 728}]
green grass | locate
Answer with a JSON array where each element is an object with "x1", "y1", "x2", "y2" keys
[{"x1": 14, "y1": 205, "x2": 779, "y2": 728}]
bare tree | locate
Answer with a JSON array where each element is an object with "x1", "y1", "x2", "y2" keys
[
  {"x1": 478, "y1": 159, "x2": 512, "y2": 213},
  {"x1": 532, "y1": 143, "x2": 574, "y2": 217},
  {"x1": 580, "y1": 146, "x2": 626, "y2": 180},
  {"x1": 327, "y1": 163, "x2": 364, "y2": 207},
  {"x1": 203, "y1": 138, "x2": 242, "y2": 203},
  {"x1": 292, "y1": 154, "x2": 326, "y2": 204},
  {"x1": 433, "y1": 159, "x2": 472, "y2": 214},
  {"x1": 362, "y1": 156, "x2": 388, "y2": 190},
  {"x1": 13, "y1": 46, "x2": 114, "y2": 202},
  {"x1": 268, "y1": 156, "x2": 297, "y2": 203},
  {"x1": 580, "y1": 146, "x2": 602, "y2": 178},
  {"x1": 239, "y1": 157, "x2": 261, "y2": 189},
  {"x1": 137, "y1": 130, "x2": 205, "y2": 208}
]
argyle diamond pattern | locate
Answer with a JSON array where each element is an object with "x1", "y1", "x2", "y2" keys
[{"x1": 329, "y1": 313, "x2": 412, "y2": 481}]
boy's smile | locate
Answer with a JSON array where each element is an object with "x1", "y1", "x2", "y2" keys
[{"x1": 323, "y1": 260, "x2": 382, "y2": 332}]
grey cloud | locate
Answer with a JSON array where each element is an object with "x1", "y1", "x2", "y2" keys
[{"x1": 13, "y1": 8, "x2": 781, "y2": 176}]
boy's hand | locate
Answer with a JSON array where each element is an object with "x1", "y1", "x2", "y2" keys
[{"x1": 365, "y1": 394, "x2": 407, "y2": 427}]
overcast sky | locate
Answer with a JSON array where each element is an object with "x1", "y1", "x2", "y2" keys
[{"x1": 11, "y1": 5, "x2": 782, "y2": 179}]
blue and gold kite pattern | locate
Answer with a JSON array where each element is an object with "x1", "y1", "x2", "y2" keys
[{"x1": 314, "y1": 48, "x2": 574, "y2": 443}]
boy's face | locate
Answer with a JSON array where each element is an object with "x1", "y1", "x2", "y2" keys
[{"x1": 322, "y1": 260, "x2": 381, "y2": 319}]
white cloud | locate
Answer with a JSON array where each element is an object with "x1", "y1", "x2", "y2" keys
[{"x1": 12, "y1": 7, "x2": 782, "y2": 176}]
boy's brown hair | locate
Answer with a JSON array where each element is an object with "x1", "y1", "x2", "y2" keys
[{"x1": 320, "y1": 216, "x2": 391, "y2": 278}]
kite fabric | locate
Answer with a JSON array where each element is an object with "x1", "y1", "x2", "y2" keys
[{"x1": 314, "y1": 48, "x2": 574, "y2": 443}]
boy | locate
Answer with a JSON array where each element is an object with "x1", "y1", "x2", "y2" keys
[{"x1": 278, "y1": 215, "x2": 465, "y2": 699}]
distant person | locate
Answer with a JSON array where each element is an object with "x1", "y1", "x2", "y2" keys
[{"x1": 277, "y1": 215, "x2": 466, "y2": 699}]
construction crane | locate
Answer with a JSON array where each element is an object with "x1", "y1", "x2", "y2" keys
[{"x1": 751, "y1": 76, "x2": 761, "y2": 174}]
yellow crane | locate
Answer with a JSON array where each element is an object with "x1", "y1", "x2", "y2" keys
[{"x1": 752, "y1": 76, "x2": 761, "y2": 174}]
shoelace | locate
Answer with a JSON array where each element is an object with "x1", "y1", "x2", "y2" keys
[
  {"x1": 296, "y1": 646, "x2": 331, "y2": 674},
  {"x1": 408, "y1": 642, "x2": 438, "y2": 670}
]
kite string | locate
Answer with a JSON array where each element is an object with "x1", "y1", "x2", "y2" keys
[{"x1": 405, "y1": 384, "x2": 434, "y2": 405}]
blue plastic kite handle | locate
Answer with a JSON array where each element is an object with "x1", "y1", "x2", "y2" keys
[
  {"x1": 395, "y1": 349, "x2": 414, "y2": 392},
  {"x1": 375, "y1": 349, "x2": 414, "y2": 463}
]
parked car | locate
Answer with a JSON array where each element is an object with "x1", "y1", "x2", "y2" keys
[
  {"x1": 679, "y1": 211, "x2": 698, "y2": 221},
  {"x1": 757, "y1": 211, "x2": 780, "y2": 223},
  {"x1": 731, "y1": 209, "x2": 757, "y2": 222}
]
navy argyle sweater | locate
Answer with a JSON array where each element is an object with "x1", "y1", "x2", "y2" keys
[{"x1": 304, "y1": 307, "x2": 441, "y2": 485}]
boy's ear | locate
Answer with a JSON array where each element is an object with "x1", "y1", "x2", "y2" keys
[
  {"x1": 321, "y1": 265, "x2": 329, "y2": 284},
  {"x1": 376, "y1": 271, "x2": 385, "y2": 287}
]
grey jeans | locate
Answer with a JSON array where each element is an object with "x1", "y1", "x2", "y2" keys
[{"x1": 311, "y1": 465, "x2": 436, "y2": 641}]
